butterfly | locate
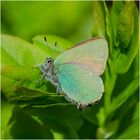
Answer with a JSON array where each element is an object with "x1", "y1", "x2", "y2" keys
[{"x1": 38, "y1": 36, "x2": 108, "y2": 110}]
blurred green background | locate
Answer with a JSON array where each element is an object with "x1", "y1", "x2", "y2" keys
[
  {"x1": 2, "y1": 1, "x2": 93, "y2": 42},
  {"x1": 1, "y1": 1, "x2": 139, "y2": 139}
]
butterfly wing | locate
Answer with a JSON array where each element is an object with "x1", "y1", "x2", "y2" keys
[
  {"x1": 54, "y1": 37, "x2": 108, "y2": 75},
  {"x1": 56, "y1": 64, "x2": 104, "y2": 106}
]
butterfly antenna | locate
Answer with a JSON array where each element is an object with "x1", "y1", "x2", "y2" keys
[
  {"x1": 44, "y1": 36, "x2": 54, "y2": 58},
  {"x1": 54, "y1": 41, "x2": 57, "y2": 46}
]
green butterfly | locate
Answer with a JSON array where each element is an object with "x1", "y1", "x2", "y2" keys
[{"x1": 38, "y1": 37, "x2": 108, "y2": 109}]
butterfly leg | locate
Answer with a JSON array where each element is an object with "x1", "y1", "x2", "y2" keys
[
  {"x1": 56, "y1": 84, "x2": 63, "y2": 95},
  {"x1": 35, "y1": 73, "x2": 45, "y2": 87},
  {"x1": 77, "y1": 104, "x2": 87, "y2": 111},
  {"x1": 87, "y1": 104, "x2": 92, "y2": 107},
  {"x1": 35, "y1": 64, "x2": 47, "y2": 75},
  {"x1": 34, "y1": 64, "x2": 48, "y2": 87},
  {"x1": 77, "y1": 103, "x2": 93, "y2": 110},
  {"x1": 94, "y1": 100, "x2": 99, "y2": 104},
  {"x1": 38, "y1": 73, "x2": 45, "y2": 81},
  {"x1": 78, "y1": 101, "x2": 98, "y2": 110}
]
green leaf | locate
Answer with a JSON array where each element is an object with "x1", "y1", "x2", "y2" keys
[
  {"x1": 78, "y1": 120, "x2": 97, "y2": 139},
  {"x1": 108, "y1": 92, "x2": 138, "y2": 139},
  {"x1": 23, "y1": 105, "x2": 83, "y2": 138},
  {"x1": 102, "y1": 1, "x2": 138, "y2": 73},
  {"x1": 110, "y1": 53, "x2": 139, "y2": 113},
  {"x1": 2, "y1": 120, "x2": 14, "y2": 139},
  {"x1": 132, "y1": 102, "x2": 139, "y2": 122},
  {"x1": 4, "y1": 106, "x2": 53, "y2": 139},
  {"x1": 1, "y1": 65, "x2": 48, "y2": 102},
  {"x1": 32, "y1": 35, "x2": 74, "y2": 58},
  {"x1": 1, "y1": 62, "x2": 68, "y2": 106},
  {"x1": 81, "y1": 100, "x2": 106, "y2": 126},
  {"x1": 110, "y1": 1, "x2": 129, "y2": 48},
  {"x1": 112, "y1": 2, "x2": 139, "y2": 73},
  {"x1": 81, "y1": 105, "x2": 100, "y2": 125},
  {"x1": 116, "y1": 2, "x2": 134, "y2": 48},
  {"x1": 1, "y1": 34, "x2": 74, "y2": 105},
  {"x1": 92, "y1": 1, "x2": 106, "y2": 36},
  {"x1": 1, "y1": 34, "x2": 47, "y2": 66},
  {"x1": 96, "y1": 120, "x2": 119, "y2": 139},
  {"x1": 1, "y1": 101, "x2": 14, "y2": 139},
  {"x1": 111, "y1": 76, "x2": 138, "y2": 112},
  {"x1": 117, "y1": 120, "x2": 139, "y2": 139}
]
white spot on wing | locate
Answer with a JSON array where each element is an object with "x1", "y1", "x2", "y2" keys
[
  {"x1": 89, "y1": 72, "x2": 93, "y2": 76},
  {"x1": 84, "y1": 90, "x2": 87, "y2": 93}
]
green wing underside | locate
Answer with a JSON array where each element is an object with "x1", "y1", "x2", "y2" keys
[{"x1": 57, "y1": 64, "x2": 104, "y2": 105}]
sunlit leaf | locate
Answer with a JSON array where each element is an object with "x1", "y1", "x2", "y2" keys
[
  {"x1": 32, "y1": 35, "x2": 74, "y2": 58},
  {"x1": 1, "y1": 35, "x2": 73, "y2": 105},
  {"x1": 1, "y1": 34, "x2": 47, "y2": 66}
]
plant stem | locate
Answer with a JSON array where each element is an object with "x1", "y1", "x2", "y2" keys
[{"x1": 104, "y1": 59, "x2": 117, "y2": 115}]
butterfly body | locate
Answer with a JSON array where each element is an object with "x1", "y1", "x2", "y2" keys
[
  {"x1": 39, "y1": 37, "x2": 108, "y2": 109},
  {"x1": 39, "y1": 58, "x2": 62, "y2": 94}
]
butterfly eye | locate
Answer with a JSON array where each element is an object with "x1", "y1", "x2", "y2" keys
[
  {"x1": 47, "y1": 58, "x2": 52, "y2": 64},
  {"x1": 48, "y1": 60, "x2": 51, "y2": 63}
]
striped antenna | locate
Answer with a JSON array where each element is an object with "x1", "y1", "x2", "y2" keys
[{"x1": 44, "y1": 36, "x2": 54, "y2": 58}]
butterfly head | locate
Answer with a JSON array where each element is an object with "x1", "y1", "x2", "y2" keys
[
  {"x1": 41, "y1": 57, "x2": 54, "y2": 73},
  {"x1": 44, "y1": 57, "x2": 54, "y2": 67}
]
